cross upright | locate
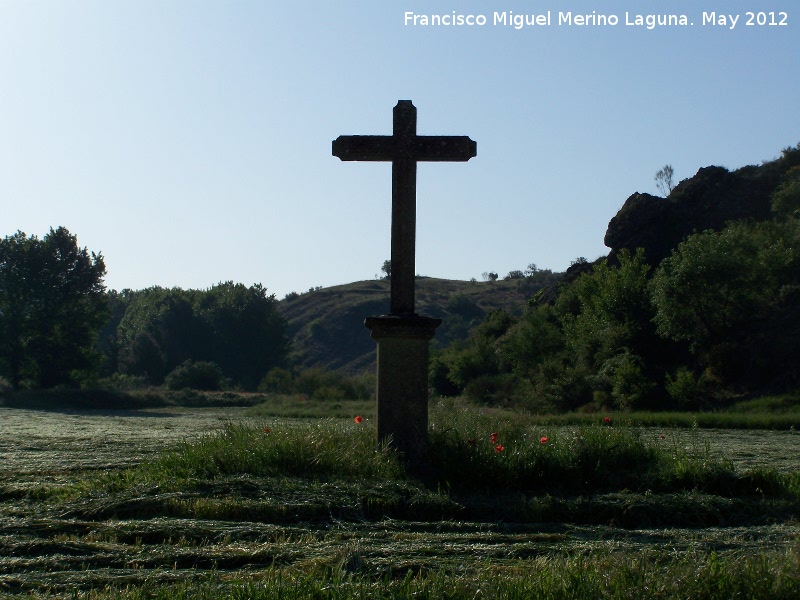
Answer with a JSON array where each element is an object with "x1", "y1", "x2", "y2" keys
[
  {"x1": 332, "y1": 101, "x2": 476, "y2": 466},
  {"x1": 333, "y1": 100, "x2": 477, "y2": 316}
]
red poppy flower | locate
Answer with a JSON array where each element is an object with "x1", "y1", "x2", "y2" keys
[
  {"x1": 490, "y1": 432, "x2": 499, "y2": 444},
  {"x1": 540, "y1": 436, "x2": 549, "y2": 444},
  {"x1": 603, "y1": 417, "x2": 612, "y2": 424},
  {"x1": 263, "y1": 427, "x2": 271, "y2": 434},
  {"x1": 354, "y1": 415, "x2": 363, "y2": 423},
  {"x1": 494, "y1": 444, "x2": 505, "y2": 453}
]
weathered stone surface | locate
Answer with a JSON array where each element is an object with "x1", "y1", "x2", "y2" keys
[
  {"x1": 365, "y1": 315, "x2": 440, "y2": 466},
  {"x1": 604, "y1": 162, "x2": 787, "y2": 266}
]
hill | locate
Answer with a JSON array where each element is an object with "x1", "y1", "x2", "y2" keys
[
  {"x1": 280, "y1": 144, "x2": 800, "y2": 380},
  {"x1": 278, "y1": 275, "x2": 559, "y2": 374}
]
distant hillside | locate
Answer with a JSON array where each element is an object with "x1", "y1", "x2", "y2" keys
[
  {"x1": 278, "y1": 276, "x2": 559, "y2": 374},
  {"x1": 280, "y1": 145, "x2": 800, "y2": 378}
]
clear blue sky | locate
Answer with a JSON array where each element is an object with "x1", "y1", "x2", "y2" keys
[{"x1": 2, "y1": 0, "x2": 797, "y2": 298}]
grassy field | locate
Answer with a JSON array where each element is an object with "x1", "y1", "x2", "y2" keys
[{"x1": 1, "y1": 402, "x2": 799, "y2": 598}]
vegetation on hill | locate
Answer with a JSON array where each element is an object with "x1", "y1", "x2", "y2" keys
[
  {"x1": 433, "y1": 145, "x2": 800, "y2": 410},
  {"x1": 278, "y1": 271, "x2": 560, "y2": 373}
]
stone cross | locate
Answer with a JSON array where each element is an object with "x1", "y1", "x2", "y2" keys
[
  {"x1": 332, "y1": 100, "x2": 476, "y2": 467},
  {"x1": 332, "y1": 100, "x2": 476, "y2": 316}
]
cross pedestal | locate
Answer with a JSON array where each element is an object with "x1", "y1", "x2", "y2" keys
[
  {"x1": 333, "y1": 101, "x2": 476, "y2": 466},
  {"x1": 365, "y1": 315, "x2": 440, "y2": 465}
]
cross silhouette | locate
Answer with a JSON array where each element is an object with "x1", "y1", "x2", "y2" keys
[{"x1": 332, "y1": 100, "x2": 477, "y2": 315}]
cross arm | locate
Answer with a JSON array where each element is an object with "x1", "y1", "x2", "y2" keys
[
  {"x1": 332, "y1": 135, "x2": 477, "y2": 162},
  {"x1": 414, "y1": 136, "x2": 477, "y2": 162},
  {"x1": 332, "y1": 136, "x2": 395, "y2": 161}
]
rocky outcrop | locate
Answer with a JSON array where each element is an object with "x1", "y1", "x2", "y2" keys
[{"x1": 604, "y1": 153, "x2": 797, "y2": 265}]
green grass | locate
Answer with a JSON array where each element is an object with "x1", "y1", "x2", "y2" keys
[
  {"x1": 535, "y1": 410, "x2": 800, "y2": 430},
  {"x1": 38, "y1": 547, "x2": 800, "y2": 599},
  {"x1": 244, "y1": 394, "x2": 375, "y2": 419},
  {"x1": 613, "y1": 410, "x2": 800, "y2": 430},
  {"x1": 124, "y1": 419, "x2": 403, "y2": 485},
  {"x1": 4, "y1": 387, "x2": 798, "y2": 429},
  {"x1": 4, "y1": 404, "x2": 800, "y2": 598},
  {"x1": 240, "y1": 391, "x2": 800, "y2": 427},
  {"x1": 730, "y1": 393, "x2": 800, "y2": 413},
  {"x1": 73, "y1": 405, "x2": 799, "y2": 525},
  {"x1": 466, "y1": 402, "x2": 800, "y2": 431}
]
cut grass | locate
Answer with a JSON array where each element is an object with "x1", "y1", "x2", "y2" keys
[
  {"x1": 63, "y1": 407, "x2": 799, "y2": 528},
  {"x1": 125, "y1": 419, "x2": 403, "y2": 485},
  {"x1": 23, "y1": 545, "x2": 800, "y2": 600},
  {"x1": 4, "y1": 404, "x2": 800, "y2": 598}
]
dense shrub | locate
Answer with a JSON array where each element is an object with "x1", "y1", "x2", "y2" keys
[
  {"x1": 463, "y1": 373, "x2": 517, "y2": 405},
  {"x1": 258, "y1": 367, "x2": 295, "y2": 394},
  {"x1": 594, "y1": 351, "x2": 654, "y2": 411},
  {"x1": 94, "y1": 373, "x2": 150, "y2": 391},
  {"x1": 258, "y1": 367, "x2": 373, "y2": 401},
  {"x1": 665, "y1": 368, "x2": 702, "y2": 409},
  {"x1": 530, "y1": 358, "x2": 592, "y2": 411},
  {"x1": 165, "y1": 360, "x2": 226, "y2": 391}
]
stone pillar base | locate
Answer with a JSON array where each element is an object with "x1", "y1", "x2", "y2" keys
[{"x1": 365, "y1": 314, "x2": 441, "y2": 466}]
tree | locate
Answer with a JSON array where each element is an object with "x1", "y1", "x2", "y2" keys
[
  {"x1": 381, "y1": 260, "x2": 391, "y2": 279},
  {"x1": 164, "y1": 359, "x2": 226, "y2": 391},
  {"x1": 0, "y1": 228, "x2": 109, "y2": 388},
  {"x1": 116, "y1": 282, "x2": 289, "y2": 389},
  {"x1": 558, "y1": 249, "x2": 655, "y2": 366},
  {"x1": 555, "y1": 249, "x2": 659, "y2": 408},
  {"x1": 654, "y1": 164, "x2": 675, "y2": 196},
  {"x1": 116, "y1": 287, "x2": 196, "y2": 384},
  {"x1": 651, "y1": 225, "x2": 767, "y2": 352},
  {"x1": 96, "y1": 288, "x2": 136, "y2": 377},
  {"x1": 651, "y1": 220, "x2": 800, "y2": 386},
  {"x1": 194, "y1": 282, "x2": 289, "y2": 390},
  {"x1": 435, "y1": 310, "x2": 515, "y2": 394},
  {"x1": 498, "y1": 304, "x2": 564, "y2": 382},
  {"x1": 771, "y1": 166, "x2": 800, "y2": 221}
]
